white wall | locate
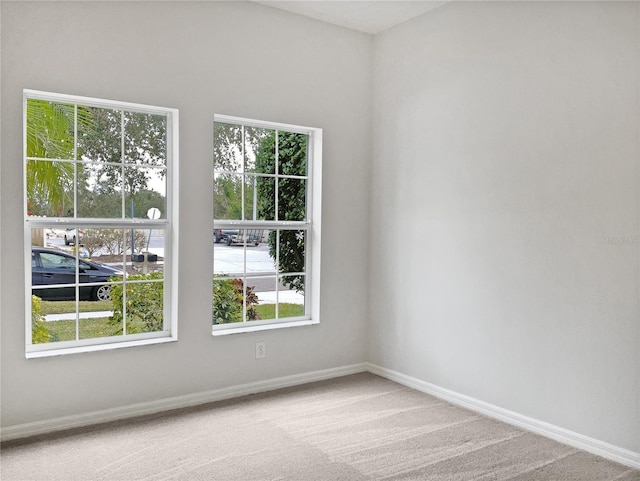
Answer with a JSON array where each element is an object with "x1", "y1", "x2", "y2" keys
[
  {"x1": 0, "y1": 1, "x2": 371, "y2": 428},
  {"x1": 370, "y1": 1, "x2": 640, "y2": 451}
]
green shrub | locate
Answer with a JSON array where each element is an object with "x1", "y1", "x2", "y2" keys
[
  {"x1": 32, "y1": 295, "x2": 57, "y2": 343},
  {"x1": 109, "y1": 272, "x2": 163, "y2": 334},
  {"x1": 255, "y1": 131, "x2": 307, "y2": 293},
  {"x1": 213, "y1": 278, "x2": 260, "y2": 325}
]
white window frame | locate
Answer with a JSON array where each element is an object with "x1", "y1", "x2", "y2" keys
[
  {"x1": 212, "y1": 115, "x2": 321, "y2": 335},
  {"x1": 24, "y1": 90, "x2": 179, "y2": 357}
]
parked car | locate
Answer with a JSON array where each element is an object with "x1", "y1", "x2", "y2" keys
[
  {"x1": 214, "y1": 229, "x2": 238, "y2": 245},
  {"x1": 64, "y1": 228, "x2": 83, "y2": 245},
  {"x1": 31, "y1": 247, "x2": 123, "y2": 301},
  {"x1": 214, "y1": 229, "x2": 262, "y2": 246}
]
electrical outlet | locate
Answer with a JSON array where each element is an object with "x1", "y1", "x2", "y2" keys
[{"x1": 255, "y1": 341, "x2": 266, "y2": 359}]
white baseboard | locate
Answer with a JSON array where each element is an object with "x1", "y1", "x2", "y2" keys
[
  {"x1": 366, "y1": 363, "x2": 640, "y2": 471},
  {"x1": 0, "y1": 363, "x2": 368, "y2": 442},
  {"x1": 3, "y1": 361, "x2": 639, "y2": 472}
]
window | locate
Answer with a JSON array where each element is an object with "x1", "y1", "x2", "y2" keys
[
  {"x1": 213, "y1": 115, "x2": 321, "y2": 333},
  {"x1": 24, "y1": 90, "x2": 178, "y2": 357}
]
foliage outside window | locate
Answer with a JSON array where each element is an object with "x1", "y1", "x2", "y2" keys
[
  {"x1": 24, "y1": 90, "x2": 178, "y2": 357},
  {"x1": 213, "y1": 116, "x2": 321, "y2": 332}
]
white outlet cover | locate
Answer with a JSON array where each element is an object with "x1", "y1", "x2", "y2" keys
[{"x1": 255, "y1": 342, "x2": 266, "y2": 359}]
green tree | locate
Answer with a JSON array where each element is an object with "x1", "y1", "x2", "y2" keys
[
  {"x1": 26, "y1": 100, "x2": 80, "y2": 216},
  {"x1": 79, "y1": 108, "x2": 167, "y2": 216},
  {"x1": 213, "y1": 175, "x2": 243, "y2": 220},
  {"x1": 213, "y1": 122, "x2": 242, "y2": 173},
  {"x1": 213, "y1": 123, "x2": 269, "y2": 220},
  {"x1": 255, "y1": 131, "x2": 308, "y2": 293},
  {"x1": 26, "y1": 100, "x2": 167, "y2": 218}
]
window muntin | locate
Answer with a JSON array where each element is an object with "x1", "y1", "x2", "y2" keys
[
  {"x1": 213, "y1": 116, "x2": 320, "y2": 332},
  {"x1": 24, "y1": 90, "x2": 178, "y2": 356}
]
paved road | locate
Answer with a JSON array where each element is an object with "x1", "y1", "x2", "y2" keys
[
  {"x1": 46, "y1": 233, "x2": 272, "y2": 276},
  {"x1": 214, "y1": 244, "x2": 275, "y2": 275},
  {"x1": 42, "y1": 231, "x2": 303, "y2": 307}
]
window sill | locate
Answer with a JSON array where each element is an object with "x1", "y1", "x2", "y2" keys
[
  {"x1": 25, "y1": 335, "x2": 178, "y2": 359},
  {"x1": 212, "y1": 319, "x2": 319, "y2": 336}
]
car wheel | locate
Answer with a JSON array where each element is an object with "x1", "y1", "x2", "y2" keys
[
  {"x1": 64, "y1": 236, "x2": 70, "y2": 246},
  {"x1": 93, "y1": 285, "x2": 111, "y2": 301}
]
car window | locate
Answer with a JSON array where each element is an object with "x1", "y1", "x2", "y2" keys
[
  {"x1": 32, "y1": 251, "x2": 37, "y2": 268},
  {"x1": 40, "y1": 252, "x2": 75, "y2": 268},
  {"x1": 80, "y1": 260, "x2": 94, "y2": 271}
]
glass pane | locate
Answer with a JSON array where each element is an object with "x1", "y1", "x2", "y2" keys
[
  {"x1": 277, "y1": 178, "x2": 306, "y2": 221},
  {"x1": 277, "y1": 131, "x2": 308, "y2": 176},
  {"x1": 217, "y1": 229, "x2": 262, "y2": 247},
  {"x1": 70, "y1": 228, "x2": 124, "y2": 261},
  {"x1": 213, "y1": 240, "x2": 244, "y2": 276},
  {"x1": 26, "y1": 159, "x2": 75, "y2": 217},
  {"x1": 124, "y1": 111, "x2": 167, "y2": 166},
  {"x1": 124, "y1": 166, "x2": 167, "y2": 219},
  {"x1": 70, "y1": 227, "x2": 124, "y2": 267},
  {"x1": 213, "y1": 277, "x2": 244, "y2": 325},
  {"x1": 32, "y1": 291, "x2": 76, "y2": 344},
  {"x1": 120, "y1": 279, "x2": 164, "y2": 334},
  {"x1": 78, "y1": 107, "x2": 122, "y2": 163},
  {"x1": 278, "y1": 275, "x2": 305, "y2": 318},
  {"x1": 130, "y1": 229, "x2": 165, "y2": 276},
  {"x1": 77, "y1": 162, "x2": 123, "y2": 218},
  {"x1": 43, "y1": 228, "x2": 69, "y2": 248},
  {"x1": 79, "y1": 298, "x2": 116, "y2": 339},
  {"x1": 214, "y1": 231, "x2": 271, "y2": 269},
  {"x1": 278, "y1": 230, "x2": 306, "y2": 278},
  {"x1": 247, "y1": 175, "x2": 275, "y2": 221},
  {"x1": 30, "y1": 226, "x2": 123, "y2": 344},
  {"x1": 245, "y1": 235, "x2": 273, "y2": 273},
  {"x1": 242, "y1": 176, "x2": 255, "y2": 221},
  {"x1": 250, "y1": 276, "x2": 277, "y2": 321},
  {"x1": 32, "y1": 225, "x2": 62, "y2": 250},
  {"x1": 245, "y1": 127, "x2": 276, "y2": 174},
  {"x1": 214, "y1": 173, "x2": 243, "y2": 220},
  {"x1": 26, "y1": 99, "x2": 75, "y2": 160},
  {"x1": 123, "y1": 227, "x2": 145, "y2": 258},
  {"x1": 214, "y1": 122, "x2": 243, "y2": 173},
  {"x1": 35, "y1": 248, "x2": 79, "y2": 287}
]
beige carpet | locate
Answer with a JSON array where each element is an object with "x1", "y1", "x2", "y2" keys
[{"x1": 1, "y1": 373, "x2": 638, "y2": 480}]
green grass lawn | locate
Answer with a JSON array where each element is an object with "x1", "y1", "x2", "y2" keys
[
  {"x1": 40, "y1": 300, "x2": 117, "y2": 341},
  {"x1": 46, "y1": 317, "x2": 118, "y2": 341},
  {"x1": 41, "y1": 300, "x2": 125, "y2": 341},
  {"x1": 44, "y1": 316, "x2": 165, "y2": 342},
  {"x1": 40, "y1": 302, "x2": 305, "y2": 342},
  {"x1": 255, "y1": 303, "x2": 304, "y2": 319},
  {"x1": 41, "y1": 300, "x2": 113, "y2": 315}
]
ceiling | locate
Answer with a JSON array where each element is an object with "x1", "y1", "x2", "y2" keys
[{"x1": 253, "y1": 1, "x2": 450, "y2": 35}]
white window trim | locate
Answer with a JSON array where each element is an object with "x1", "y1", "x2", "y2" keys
[
  {"x1": 24, "y1": 90, "x2": 179, "y2": 358},
  {"x1": 212, "y1": 115, "x2": 322, "y2": 334}
]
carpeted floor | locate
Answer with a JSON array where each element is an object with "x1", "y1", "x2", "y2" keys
[{"x1": 1, "y1": 373, "x2": 639, "y2": 480}]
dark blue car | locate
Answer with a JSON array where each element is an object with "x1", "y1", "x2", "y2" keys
[{"x1": 31, "y1": 247, "x2": 123, "y2": 301}]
